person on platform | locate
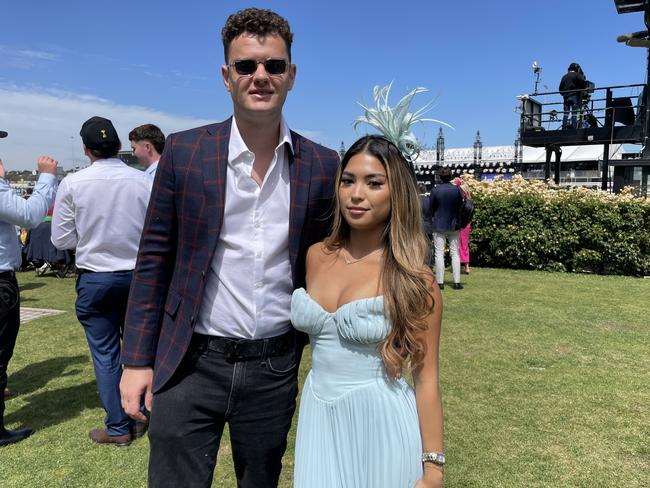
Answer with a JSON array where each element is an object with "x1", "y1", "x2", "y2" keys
[
  {"x1": 51, "y1": 116, "x2": 152, "y2": 446},
  {"x1": 119, "y1": 8, "x2": 339, "y2": 488},
  {"x1": 0, "y1": 149, "x2": 58, "y2": 446},
  {"x1": 559, "y1": 63, "x2": 587, "y2": 129},
  {"x1": 129, "y1": 124, "x2": 165, "y2": 177}
]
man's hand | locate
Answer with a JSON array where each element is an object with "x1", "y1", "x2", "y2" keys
[
  {"x1": 37, "y1": 155, "x2": 58, "y2": 175},
  {"x1": 0, "y1": 159, "x2": 5, "y2": 179},
  {"x1": 120, "y1": 366, "x2": 154, "y2": 422}
]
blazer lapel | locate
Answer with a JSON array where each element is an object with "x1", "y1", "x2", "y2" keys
[
  {"x1": 288, "y1": 131, "x2": 312, "y2": 274},
  {"x1": 201, "y1": 119, "x2": 231, "y2": 252}
]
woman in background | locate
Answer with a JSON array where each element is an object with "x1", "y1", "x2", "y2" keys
[{"x1": 455, "y1": 177, "x2": 471, "y2": 274}]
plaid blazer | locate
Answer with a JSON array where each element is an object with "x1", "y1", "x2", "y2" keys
[{"x1": 121, "y1": 118, "x2": 339, "y2": 392}]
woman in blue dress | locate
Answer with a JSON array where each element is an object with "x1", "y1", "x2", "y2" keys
[{"x1": 291, "y1": 135, "x2": 444, "y2": 488}]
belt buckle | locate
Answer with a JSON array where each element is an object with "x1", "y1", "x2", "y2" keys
[{"x1": 225, "y1": 340, "x2": 243, "y2": 362}]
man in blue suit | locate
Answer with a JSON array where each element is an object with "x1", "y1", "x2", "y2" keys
[
  {"x1": 120, "y1": 8, "x2": 339, "y2": 488},
  {"x1": 429, "y1": 167, "x2": 464, "y2": 289}
]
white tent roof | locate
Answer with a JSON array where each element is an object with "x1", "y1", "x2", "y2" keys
[
  {"x1": 416, "y1": 144, "x2": 623, "y2": 165},
  {"x1": 520, "y1": 144, "x2": 622, "y2": 162}
]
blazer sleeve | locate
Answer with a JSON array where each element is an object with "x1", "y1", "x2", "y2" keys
[{"x1": 121, "y1": 135, "x2": 178, "y2": 367}]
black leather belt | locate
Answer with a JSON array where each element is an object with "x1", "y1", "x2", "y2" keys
[
  {"x1": 191, "y1": 330, "x2": 295, "y2": 363},
  {"x1": 77, "y1": 269, "x2": 133, "y2": 274},
  {"x1": 0, "y1": 271, "x2": 16, "y2": 279}
]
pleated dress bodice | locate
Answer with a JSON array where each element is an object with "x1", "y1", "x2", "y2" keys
[
  {"x1": 291, "y1": 287, "x2": 390, "y2": 400},
  {"x1": 290, "y1": 287, "x2": 422, "y2": 487}
]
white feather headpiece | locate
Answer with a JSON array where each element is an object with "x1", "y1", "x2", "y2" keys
[{"x1": 353, "y1": 82, "x2": 452, "y2": 164}]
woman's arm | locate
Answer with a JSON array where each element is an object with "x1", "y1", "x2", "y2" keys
[{"x1": 413, "y1": 273, "x2": 444, "y2": 488}]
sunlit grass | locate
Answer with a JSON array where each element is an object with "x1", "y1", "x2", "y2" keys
[{"x1": 0, "y1": 269, "x2": 647, "y2": 487}]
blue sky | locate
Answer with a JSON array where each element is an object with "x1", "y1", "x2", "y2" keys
[{"x1": 0, "y1": 0, "x2": 647, "y2": 169}]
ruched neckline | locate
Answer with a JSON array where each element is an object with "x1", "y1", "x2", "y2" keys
[
  {"x1": 291, "y1": 289, "x2": 422, "y2": 487},
  {"x1": 291, "y1": 288, "x2": 389, "y2": 344}
]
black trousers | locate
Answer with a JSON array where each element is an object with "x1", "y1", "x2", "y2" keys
[
  {"x1": 148, "y1": 332, "x2": 299, "y2": 488},
  {"x1": 0, "y1": 271, "x2": 20, "y2": 430}
]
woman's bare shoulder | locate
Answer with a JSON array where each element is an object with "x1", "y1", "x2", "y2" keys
[{"x1": 307, "y1": 241, "x2": 336, "y2": 263}]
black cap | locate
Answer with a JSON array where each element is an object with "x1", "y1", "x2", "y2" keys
[
  {"x1": 80, "y1": 116, "x2": 120, "y2": 150},
  {"x1": 0, "y1": 131, "x2": 7, "y2": 138}
]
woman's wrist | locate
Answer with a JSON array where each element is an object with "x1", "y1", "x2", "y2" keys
[
  {"x1": 423, "y1": 462, "x2": 444, "y2": 473},
  {"x1": 422, "y1": 464, "x2": 444, "y2": 484}
]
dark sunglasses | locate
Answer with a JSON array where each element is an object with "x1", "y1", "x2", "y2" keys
[{"x1": 229, "y1": 58, "x2": 288, "y2": 76}]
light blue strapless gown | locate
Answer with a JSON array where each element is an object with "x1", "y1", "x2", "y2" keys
[{"x1": 291, "y1": 288, "x2": 422, "y2": 488}]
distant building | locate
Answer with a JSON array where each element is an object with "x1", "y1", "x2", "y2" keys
[{"x1": 414, "y1": 144, "x2": 624, "y2": 189}]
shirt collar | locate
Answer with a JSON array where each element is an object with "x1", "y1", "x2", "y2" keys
[
  {"x1": 91, "y1": 158, "x2": 127, "y2": 167},
  {"x1": 228, "y1": 116, "x2": 294, "y2": 166},
  {"x1": 145, "y1": 160, "x2": 159, "y2": 175}
]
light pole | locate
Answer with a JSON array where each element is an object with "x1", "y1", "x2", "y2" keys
[{"x1": 532, "y1": 61, "x2": 542, "y2": 94}]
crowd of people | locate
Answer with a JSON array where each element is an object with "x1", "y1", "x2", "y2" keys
[
  {"x1": 0, "y1": 8, "x2": 480, "y2": 488},
  {"x1": 1, "y1": 119, "x2": 166, "y2": 448}
]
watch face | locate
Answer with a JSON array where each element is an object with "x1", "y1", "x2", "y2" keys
[{"x1": 423, "y1": 452, "x2": 446, "y2": 465}]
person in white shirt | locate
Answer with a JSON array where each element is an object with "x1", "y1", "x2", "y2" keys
[
  {"x1": 0, "y1": 143, "x2": 58, "y2": 447},
  {"x1": 129, "y1": 124, "x2": 165, "y2": 177},
  {"x1": 51, "y1": 116, "x2": 152, "y2": 446}
]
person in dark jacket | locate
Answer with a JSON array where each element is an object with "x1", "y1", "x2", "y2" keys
[
  {"x1": 428, "y1": 168, "x2": 463, "y2": 289},
  {"x1": 559, "y1": 63, "x2": 587, "y2": 129},
  {"x1": 418, "y1": 183, "x2": 433, "y2": 266}
]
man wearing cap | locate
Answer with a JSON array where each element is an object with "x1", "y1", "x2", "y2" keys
[
  {"x1": 128, "y1": 124, "x2": 165, "y2": 177},
  {"x1": 51, "y1": 116, "x2": 152, "y2": 446},
  {"x1": 0, "y1": 129, "x2": 58, "y2": 446}
]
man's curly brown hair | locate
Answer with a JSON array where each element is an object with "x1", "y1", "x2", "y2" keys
[{"x1": 221, "y1": 8, "x2": 293, "y2": 62}]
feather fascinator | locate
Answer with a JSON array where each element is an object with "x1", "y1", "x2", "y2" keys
[{"x1": 353, "y1": 82, "x2": 452, "y2": 165}]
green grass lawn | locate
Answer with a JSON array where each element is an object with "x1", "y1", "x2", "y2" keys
[{"x1": 0, "y1": 269, "x2": 648, "y2": 487}]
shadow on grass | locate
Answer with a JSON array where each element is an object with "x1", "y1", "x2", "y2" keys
[
  {"x1": 4, "y1": 380, "x2": 99, "y2": 430},
  {"x1": 8, "y1": 356, "x2": 87, "y2": 397},
  {"x1": 19, "y1": 282, "x2": 46, "y2": 291}
]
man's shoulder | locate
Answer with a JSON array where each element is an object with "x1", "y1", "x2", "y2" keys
[
  {"x1": 433, "y1": 183, "x2": 458, "y2": 195},
  {"x1": 120, "y1": 164, "x2": 155, "y2": 181},
  {"x1": 168, "y1": 121, "x2": 227, "y2": 146},
  {"x1": 291, "y1": 131, "x2": 338, "y2": 160},
  {"x1": 290, "y1": 131, "x2": 339, "y2": 179},
  {"x1": 61, "y1": 165, "x2": 92, "y2": 183}
]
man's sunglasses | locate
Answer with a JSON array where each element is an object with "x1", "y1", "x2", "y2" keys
[{"x1": 229, "y1": 58, "x2": 288, "y2": 76}]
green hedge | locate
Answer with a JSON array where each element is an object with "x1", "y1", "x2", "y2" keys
[{"x1": 466, "y1": 177, "x2": 650, "y2": 276}]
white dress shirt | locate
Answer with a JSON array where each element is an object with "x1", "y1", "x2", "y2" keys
[
  {"x1": 145, "y1": 160, "x2": 158, "y2": 177},
  {"x1": 0, "y1": 173, "x2": 57, "y2": 271},
  {"x1": 51, "y1": 158, "x2": 152, "y2": 272},
  {"x1": 195, "y1": 117, "x2": 293, "y2": 339}
]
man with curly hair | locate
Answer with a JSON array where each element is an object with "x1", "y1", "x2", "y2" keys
[{"x1": 120, "y1": 8, "x2": 339, "y2": 487}]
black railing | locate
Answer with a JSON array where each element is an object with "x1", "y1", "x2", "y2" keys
[{"x1": 519, "y1": 83, "x2": 645, "y2": 133}]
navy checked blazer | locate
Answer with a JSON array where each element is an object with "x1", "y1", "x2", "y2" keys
[{"x1": 121, "y1": 118, "x2": 339, "y2": 392}]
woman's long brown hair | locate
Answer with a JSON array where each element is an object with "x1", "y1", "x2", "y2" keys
[{"x1": 324, "y1": 136, "x2": 434, "y2": 375}]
